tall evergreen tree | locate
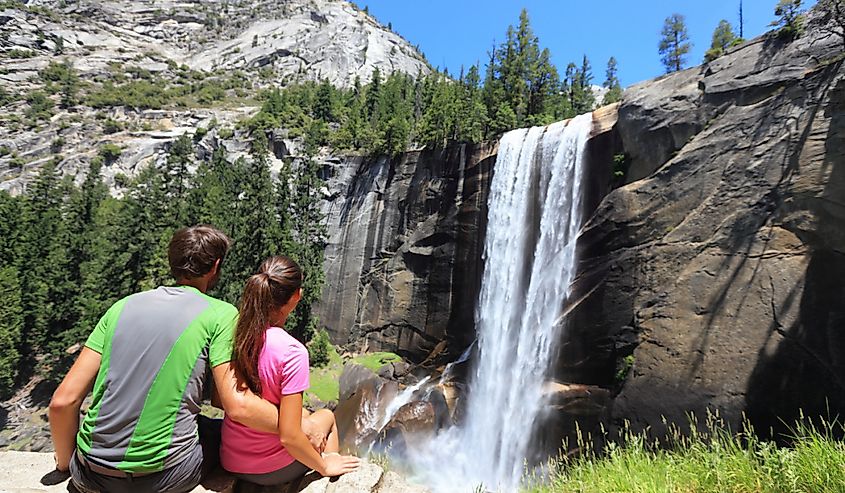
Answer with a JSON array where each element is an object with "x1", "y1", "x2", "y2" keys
[
  {"x1": 603, "y1": 57, "x2": 623, "y2": 105},
  {"x1": 659, "y1": 13, "x2": 692, "y2": 73},
  {"x1": 705, "y1": 20, "x2": 739, "y2": 62},
  {"x1": 771, "y1": 0, "x2": 806, "y2": 39},
  {"x1": 17, "y1": 160, "x2": 72, "y2": 357},
  {"x1": 0, "y1": 266, "x2": 23, "y2": 398}
]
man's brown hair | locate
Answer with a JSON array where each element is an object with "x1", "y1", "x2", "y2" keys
[{"x1": 168, "y1": 225, "x2": 231, "y2": 280}]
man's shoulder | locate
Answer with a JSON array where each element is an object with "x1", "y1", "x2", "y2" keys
[{"x1": 194, "y1": 292, "x2": 238, "y2": 320}]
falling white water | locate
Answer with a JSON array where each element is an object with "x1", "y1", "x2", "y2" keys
[
  {"x1": 377, "y1": 376, "x2": 432, "y2": 431},
  {"x1": 407, "y1": 113, "x2": 593, "y2": 492}
]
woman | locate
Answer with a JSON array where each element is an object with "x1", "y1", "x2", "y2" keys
[{"x1": 221, "y1": 256, "x2": 360, "y2": 485}]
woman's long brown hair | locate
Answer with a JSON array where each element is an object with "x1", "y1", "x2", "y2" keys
[{"x1": 232, "y1": 256, "x2": 303, "y2": 395}]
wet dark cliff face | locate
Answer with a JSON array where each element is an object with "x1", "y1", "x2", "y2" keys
[
  {"x1": 568, "y1": 12, "x2": 845, "y2": 439},
  {"x1": 315, "y1": 143, "x2": 497, "y2": 362}
]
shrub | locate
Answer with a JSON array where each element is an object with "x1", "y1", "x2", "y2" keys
[
  {"x1": 88, "y1": 80, "x2": 172, "y2": 110},
  {"x1": 193, "y1": 126, "x2": 208, "y2": 142},
  {"x1": 50, "y1": 137, "x2": 64, "y2": 153},
  {"x1": 98, "y1": 143, "x2": 122, "y2": 165},
  {"x1": 25, "y1": 91, "x2": 55, "y2": 126},
  {"x1": 102, "y1": 119, "x2": 123, "y2": 134},
  {"x1": 307, "y1": 329, "x2": 333, "y2": 368},
  {"x1": 7, "y1": 48, "x2": 35, "y2": 59}
]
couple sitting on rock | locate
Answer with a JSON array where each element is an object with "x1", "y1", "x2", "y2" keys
[{"x1": 48, "y1": 225, "x2": 360, "y2": 492}]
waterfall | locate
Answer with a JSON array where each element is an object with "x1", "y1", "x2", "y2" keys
[{"x1": 408, "y1": 113, "x2": 593, "y2": 492}]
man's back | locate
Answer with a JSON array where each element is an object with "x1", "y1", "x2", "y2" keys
[{"x1": 77, "y1": 285, "x2": 237, "y2": 473}]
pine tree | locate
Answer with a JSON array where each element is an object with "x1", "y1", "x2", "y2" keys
[
  {"x1": 705, "y1": 20, "x2": 739, "y2": 62},
  {"x1": 17, "y1": 160, "x2": 71, "y2": 357},
  {"x1": 458, "y1": 65, "x2": 488, "y2": 142},
  {"x1": 603, "y1": 57, "x2": 623, "y2": 105},
  {"x1": 0, "y1": 266, "x2": 23, "y2": 398},
  {"x1": 313, "y1": 78, "x2": 335, "y2": 122},
  {"x1": 659, "y1": 13, "x2": 692, "y2": 73},
  {"x1": 48, "y1": 160, "x2": 108, "y2": 368},
  {"x1": 771, "y1": 0, "x2": 806, "y2": 39}
]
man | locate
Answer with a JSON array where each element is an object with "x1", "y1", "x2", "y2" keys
[{"x1": 49, "y1": 225, "x2": 281, "y2": 492}]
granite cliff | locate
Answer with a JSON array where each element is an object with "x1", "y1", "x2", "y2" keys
[{"x1": 318, "y1": 9, "x2": 845, "y2": 441}]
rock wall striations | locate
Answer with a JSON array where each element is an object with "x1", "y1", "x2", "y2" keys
[{"x1": 315, "y1": 143, "x2": 498, "y2": 362}]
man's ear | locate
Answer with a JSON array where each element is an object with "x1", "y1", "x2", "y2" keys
[{"x1": 213, "y1": 258, "x2": 222, "y2": 275}]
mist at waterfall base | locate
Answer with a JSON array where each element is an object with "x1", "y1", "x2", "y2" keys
[{"x1": 375, "y1": 114, "x2": 593, "y2": 492}]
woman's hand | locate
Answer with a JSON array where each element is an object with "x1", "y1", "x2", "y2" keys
[{"x1": 322, "y1": 454, "x2": 361, "y2": 477}]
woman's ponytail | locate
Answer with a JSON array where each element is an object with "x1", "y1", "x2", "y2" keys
[{"x1": 231, "y1": 256, "x2": 303, "y2": 395}]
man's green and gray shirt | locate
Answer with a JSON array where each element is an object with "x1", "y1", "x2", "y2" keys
[{"x1": 76, "y1": 286, "x2": 237, "y2": 473}]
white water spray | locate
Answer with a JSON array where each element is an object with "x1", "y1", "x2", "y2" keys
[
  {"x1": 407, "y1": 114, "x2": 593, "y2": 492},
  {"x1": 377, "y1": 376, "x2": 432, "y2": 431}
]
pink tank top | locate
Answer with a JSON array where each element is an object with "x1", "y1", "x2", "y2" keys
[{"x1": 220, "y1": 327, "x2": 310, "y2": 474}]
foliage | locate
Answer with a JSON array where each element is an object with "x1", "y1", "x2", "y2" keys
[
  {"x1": 240, "y1": 10, "x2": 604, "y2": 154},
  {"x1": 602, "y1": 57, "x2": 623, "y2": 105},
  {"x1": 0, "y1": 266, "x2": 22, "y2": 398},
  {"x1": 24, "y1": 90, "x2": 54, "y2": 126},
  {"x1": 614, "y1": 354, "x2": 635, "y2": 383},
  {"x1": 102, "y1": 118, "x2": 124, "y2": 134},
  {"x1": 771, "y1": 0, "x2": 806, "y2": 39},
  {"x1": 39, "y1": 60, "x2": 79, "y2": 108},
  {"x1": 524, "y1": 415, "x2": 845, "y2": 493},
  {"x1": 98, "y1": 143, "x2": 122, "y2": 165},
  {"x1": 659, "y1": 13, "x2": 692, "y2": 73},
  {"x1": 307, "y1": 329, "x2": 333, "y2": 368},
  {"x1": 7, "y1": 48, "x2": 35, "y2": 59},
  {"x1": 705, "y1": 20, "x2": 739, "y2": 62},
  {"x1": 87, "y1": 80, "x2": 172, "y2": 110},
  {"x1": 612, "y1": 153, "x2": 630, "y2": 179},
  {"x1": 0, "y1": 134, "x2": 330, "y2": 382}
]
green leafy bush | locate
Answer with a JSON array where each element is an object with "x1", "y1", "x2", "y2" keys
[
  {"x1": 98, "y1": 143, "x2": 122, "y2": 164},
  {"x1": 25, "y1": 90, "x2": 54, "y2": 126},
  {"x1": 102, "y1": 119, "x2": 124, "y2": 135},
  {"x1": 307, "y1": 329, "x2": 333, "y2": 368}
]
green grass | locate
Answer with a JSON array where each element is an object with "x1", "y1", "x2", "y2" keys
[
  {"x1": 523, "y1": 415, "x2": 845, "y2": 493},
  {"x1": 352, "y1": 352, "x2": 403, "y2": 372},
  {"x1": 303, "y1": 348, "x2": 402, "y2": 406}
]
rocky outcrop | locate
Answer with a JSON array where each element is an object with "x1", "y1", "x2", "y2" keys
[
  {"x1": 0, "y1": 0, "x2": 428, "y2": 88},
  {"x1": 567, "y1": 11, "x2": 845, "y2": 438},
  {"x1": 0, "y1": 0, "x2": 429, "y2": 191},
  {"x1": 0, "y1": 452, "x2": 430, "y2": 493}
]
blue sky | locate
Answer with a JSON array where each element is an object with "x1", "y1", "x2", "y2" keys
[{"x1": 360, "y1": 0, "x2": 818, "y2": 87}]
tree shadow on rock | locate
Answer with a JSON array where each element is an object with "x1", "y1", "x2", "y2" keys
[{"x1": 745, "y1": 249, "x2": 845, "y2": 442}]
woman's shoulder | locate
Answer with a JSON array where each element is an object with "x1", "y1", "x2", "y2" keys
[{"x1": 265, "y1": 326, "x2": 308, "y2": 355}]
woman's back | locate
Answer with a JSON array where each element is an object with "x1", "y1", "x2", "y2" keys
[{"x1": 220, "y1": 326, "x2": 310, "y2": 474}]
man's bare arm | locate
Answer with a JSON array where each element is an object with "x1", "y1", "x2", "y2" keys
[
  {"x1": 49, "y1": 347, "x2": 101, "y2": 471},
  {"x1": 211, "y1": 362, "x2": 279, "y2": 433}
]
